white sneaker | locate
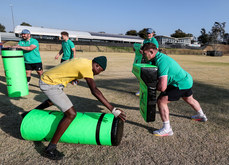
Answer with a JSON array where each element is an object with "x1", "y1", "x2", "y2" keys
[
  {"x1": 135, "y1": 91, "x2": 140, "y2": 96},
  {"x1": 153, "y1": 127, "x2": 174, "y2": 137},
  {"x1": 191, "y1": 114, "x2": 208, "y2": 122}
]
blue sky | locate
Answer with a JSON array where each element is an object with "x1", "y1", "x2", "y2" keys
[{"x1": 0, "y1": 0, "x2": 228, "y2": 37}]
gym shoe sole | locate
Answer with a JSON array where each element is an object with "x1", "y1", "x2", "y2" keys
[
  {"x1": 191, "y1": 118, "x2": 207, "y2": 122},
  {"x1": 154, "y1": 131, "x2": 174, "y2": 137},
  {"x1": 42, "y1": 149, "x2": 64, "y2": 160},
  {"x1": 191, "y1": 115, "x2": 208, "y2": 122},
  {"x1": 153, "y1": 128, "x2": 174, "y2": 137}
]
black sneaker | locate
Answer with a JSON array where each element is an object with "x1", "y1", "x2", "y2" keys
[
  {"x1": 42, "y1": 148, "x2": 65, "y2": 160},
  {"x1": 21, "y1": 112, "x2": 29, "y2": 118}
]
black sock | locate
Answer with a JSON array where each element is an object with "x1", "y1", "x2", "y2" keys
[
  {"x1": 27, "y1": 77, "x2": 31, "y2": 83},
  {"x1": 21, "y1": 112, "x2": 29, "y2": 118},
  {"x1": 46, "y1": 143, "x2": 57, "y2": 151},
  {"x1": 35, "y1": 99, "x2": 52, "y2": 110}
]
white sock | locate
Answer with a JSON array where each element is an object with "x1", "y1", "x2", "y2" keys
[
  {"x1": 197, "y1": 109, "x2": 204, "y2": 116},
  {"x1": 163, "y1": 121, "x2": 171, "y2": 130}
]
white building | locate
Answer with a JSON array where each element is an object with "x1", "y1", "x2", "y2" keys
[{"x1": 155, "y1": 35, "x2": 192, "y2": 46}]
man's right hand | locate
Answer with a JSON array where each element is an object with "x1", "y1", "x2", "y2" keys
[
  {"x1": 55, "y1": 54, "x2": 60, "y2": 59},
  {"x1": 112, "y1": 108, "x2": 126, "y2": 121}
]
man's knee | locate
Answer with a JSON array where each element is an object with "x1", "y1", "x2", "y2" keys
[
  {"x1": 65, "y1": 107, "x2": 77, "y2": 120},
  {"x1": 157, "y1": 96, "x2": 169, "y2": 105},
  {"x1": 183, "y1": 95, "x2": 194, "y2": 103}
]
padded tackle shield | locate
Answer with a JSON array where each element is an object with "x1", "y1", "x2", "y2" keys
[
  {"x1": 1, "y1": 48, "x2": 29, "y2": 97},
  {"x1": 20, "y1": 109, "x2": 124, "y2": 146},
  {"x1": 132, "y1": 63, "x2": 157, "y2": 122},
  {"x1": 133, "y1": 43, "x2": 143, "y2": 64}
]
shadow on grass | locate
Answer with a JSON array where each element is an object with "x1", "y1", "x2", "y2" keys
[
  {"x1": 1, "y1": 75, "x2": 229, "y2": 151},
  {"x1": 0, "y1": 80, "x2": 26, "y2": 140},
  {"x1": 125, "y1": 120, "x2": 157, "y2": 134},
  {"x1": 77, "y1": 77, "x2": 139, "y2": 95},
  {"x1": 44, "y1": 65, "x2": 56, "y2": 70},
  {"x1": 76, "y1": 77, "x2": 229, "y2": 127}
]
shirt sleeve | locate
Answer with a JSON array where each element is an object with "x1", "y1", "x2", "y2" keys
[
  {"x1": 158, "y1": 63, "x2": 169, "y2": 77},
  {"x1": 80, "y1": 68, "x2": 94, "y2": 79},
  {"x1": 69, "y1": 41, "x2": 75, "y2": 49},
  {"x1": 80, "y1": 61, "x2": 94, "y2": 79},
  {"x1": 30, "y1": 39, "x2": 38, "y2": 47}
]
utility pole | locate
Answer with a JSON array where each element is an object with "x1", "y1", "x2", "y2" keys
[{"x1": 10, "y1": 3, "x2": 15, "y2": 31}]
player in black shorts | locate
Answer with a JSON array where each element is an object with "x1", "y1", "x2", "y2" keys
[
  {"x1": 141, "y1": 43, "x2": 207, "y2": 136},
  {"x1": 14, "y1": 29, "x2": 43, "y2": 84}
]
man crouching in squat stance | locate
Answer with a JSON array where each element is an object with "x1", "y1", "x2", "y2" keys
[
  {"x1": 141, "y1": 43, "x2": 207, "y2": 137},
  {"x1": 22, "y1": 56, "x2": 126, "y2": 160}
]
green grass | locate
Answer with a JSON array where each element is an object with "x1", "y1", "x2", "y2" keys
[{"x1": 193, "y1": 61, "x2": 229, "y2": 66}]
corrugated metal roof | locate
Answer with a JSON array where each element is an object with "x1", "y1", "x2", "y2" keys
[
  {"x1": 0, "y1": 32, "x2": 20, "y2": 41},
  {"x1": 14, "y1": 25, "x2": 92, "y2": 39}
]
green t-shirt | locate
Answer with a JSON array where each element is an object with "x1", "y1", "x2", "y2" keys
[
  {"x1": 154, "y1": 52, "x2": 193, "y2": 90},
  {"x1": 133, "y1": 43, "x2": 143, "y2": 64},
  {"x1": 18, "y1": 38, "x2": 41, "y2": 64},
  {"x1": 62, "y1": 39, "x2": 75, "y2": 60},
  {"x1": 143, "y1": 37, "x2": 159, "y2": 49}
]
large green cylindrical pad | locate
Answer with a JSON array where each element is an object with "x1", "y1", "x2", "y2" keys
[
  {"x1": 1, "y1": 48, "x2": 29, "y2": 97},
  {"x1": 20, "y1": 109, "x2": 124, "y2": 146}
]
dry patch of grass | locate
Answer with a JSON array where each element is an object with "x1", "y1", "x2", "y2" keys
[{"x1": 0, "y1": 52, "x2": 229, "y2": 164}]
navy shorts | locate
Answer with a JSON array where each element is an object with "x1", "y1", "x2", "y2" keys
[
  {"x1": 25, "y1": 63, "x2": 43, "y2": 71},
  {"x1": 159, "y1": 85, "x2": 193, "y2": 101}
]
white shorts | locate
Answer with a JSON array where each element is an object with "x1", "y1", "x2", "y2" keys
[{"x1": 39, "y1": 79, "x2": 73, "y2": 112}]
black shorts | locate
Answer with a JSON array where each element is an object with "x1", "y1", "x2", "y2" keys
[
  {"x1": 25, "y1": 63, "x2": 43, "y2": 71},
  {"x1": 159, "y1": 85, "x2": 193, "y2": 101},
  {"x1": 61, "y1": 59, "x2": 66, "y2": 63}
]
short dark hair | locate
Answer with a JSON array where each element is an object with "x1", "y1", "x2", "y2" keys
[
  {"x1": 61, "y1": 31, "x2": 69, "y2": 37},
  {"x1": 141, "y1": 43, "x2": 157, "y2": 51}
]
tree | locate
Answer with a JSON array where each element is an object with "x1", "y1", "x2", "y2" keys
[
  {"x1": 209, "y1": 22, "x2": 226, "y2": 43},
  {"x1": 0, "y1": 23, "x2": 6, "y2": 32},
  {"x1": 138, "y1": 28, "x2": 148, "y2": 39},
  {"x1": 224, "y1": 33, "x2": 229, "y2": 44},
  {"x1": 126, "y1": 30, "x2": 138, "y2": 36},
  {"x1": 198, "y1": 28, "x2": 210, "y2": 45},
  {"x1": 170, "y1": 29, "x2": 193, "y2": 38},
  {"x1": 20, "y1": 22, "x2": 32, "y2": 26}
]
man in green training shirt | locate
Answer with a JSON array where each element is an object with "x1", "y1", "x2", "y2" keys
[
  {"x1": 14, "y1": 29, "x2": 43, "y2": 84},
  {"x1": 55, "y1": 31, "x2": 76, "y2": 63},
  {"x1": 143, "y1": 28, "x2": 159, "y2": 48},
  {"x1": 135, "y1": 28, "x2": 159, "y2": 96},
  {"x1": 141, "y1": 43, "x2": 207, "y2": 137}
]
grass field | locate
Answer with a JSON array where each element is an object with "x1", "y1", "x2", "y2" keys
[{"x1": 0, "y1": 51, "x2": 229, "y2": 164}]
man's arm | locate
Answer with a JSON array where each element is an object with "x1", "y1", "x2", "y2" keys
[
  {"x1": 157, "y1": 76, "x2": 168, "y2": 92},
  {"x1": 55, "y1": 48, "x2": 63, "y2": 59},
  {"x1": 85, "y1": 78, "x2": 126, "y2": 121},
  {"x1": 14, "y1": 44, "x2": 37, "y2": 51},
  {"x1": 72, "y1": 47, "x2": 76, "y2": 58}
]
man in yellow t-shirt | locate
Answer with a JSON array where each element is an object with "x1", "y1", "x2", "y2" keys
[{"x1": 22, "y1": 56, "x2": 126, "y2": 160}]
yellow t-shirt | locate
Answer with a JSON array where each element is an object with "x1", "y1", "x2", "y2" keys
[{"x1": 41, "y1": 58, "x2": 94, "y2": 87}]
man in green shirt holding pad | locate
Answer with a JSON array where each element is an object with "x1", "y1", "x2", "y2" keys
[
  {"x1": 134, "y1": 28, "x2": 159, "y2": 96},
  {"x1": 14, "y1": 29, "x2": 43, "y2": 84},
  {"x1": 141, "y1": 43, "x2": 207, "y2": 136}
]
